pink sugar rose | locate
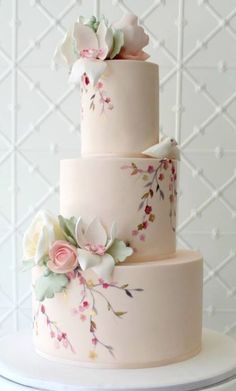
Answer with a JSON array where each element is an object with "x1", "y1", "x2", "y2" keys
[{"x1": 47, "y1": 240, "x2": 78, "y2": 274}]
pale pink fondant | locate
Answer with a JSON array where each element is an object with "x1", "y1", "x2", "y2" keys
[
  {"x1": 33, "y1": 250, "x2": 203, "y2": 368},
  {"x1": 47, "y1": 240, "x2": 77, "y2": 274},
  {"x1": 60, "y1": 157, "x2": 177, "y2": 262},
  {"x1": 81, "y1": 60, "x2": 159, "y2": 156}
]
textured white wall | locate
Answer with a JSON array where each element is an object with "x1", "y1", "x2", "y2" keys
[{"x1": 0, "y1": 0, "x2": 236, "y2": 338}]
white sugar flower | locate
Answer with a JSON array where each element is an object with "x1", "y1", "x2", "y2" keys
[
  {"x1": 54, "y1": 18, "x2": 115, "y2": 85},
  {"x1": 76, "y1": 217, "x2": 133, "y2": 280},
  {"x1": 23, "y1": 210, "x2": 63, "y2": 265}
]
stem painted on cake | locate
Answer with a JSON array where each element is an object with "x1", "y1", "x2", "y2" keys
[
  {"x1": 34, "y1": 302, "x2": 76, "y2": 354},
  {"x1": 71, "y1": 271, "x2": 143, "y2": 359},
  {"x1": 121, "y1": 159, "x2": 177, "y2": 241},
  {"x1": 81, "y1": 73, "x2": 113, "y2": 114}
]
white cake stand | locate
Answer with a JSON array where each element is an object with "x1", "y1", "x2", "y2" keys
[{"x1": 0, "y1": 329, "x2": 236, "y2": 391}]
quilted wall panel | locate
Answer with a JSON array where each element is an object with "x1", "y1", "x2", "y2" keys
[{"x1": 0, "y1": 0, "x2": 235, "y2": 338}]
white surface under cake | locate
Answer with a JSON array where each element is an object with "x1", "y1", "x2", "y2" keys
[{"x1": 0, "y1": 329, "x2": 236, "y2": 391}]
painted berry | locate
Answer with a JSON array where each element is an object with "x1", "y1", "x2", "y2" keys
[{"x1": 145, "y1": 205, "x2": 152, "y2": 215}]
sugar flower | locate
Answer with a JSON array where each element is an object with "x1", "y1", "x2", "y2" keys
[
  {"x1": 75, "y1": 217, "x2": 133, "y2": 280},
  {"x1": 47, "y1": 240, "x2": 78, "y2": 274},
  {"x1": 23, "y1": 210, "x2": 64, "y2": 265},
  {"x1": 113, "y1": 13, "x2": 149, "y2": 60}
]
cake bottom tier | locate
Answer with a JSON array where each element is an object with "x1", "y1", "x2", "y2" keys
[{"x1": 32, "y1": 250, "x2": 203, "y2": 369}]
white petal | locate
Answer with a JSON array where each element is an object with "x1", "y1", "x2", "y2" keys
[
  {"x1": 54, "y1": 29, "x2": 77, "y2": 67},
  {"x1": 92, "y1": 253, "x2": 115, "y2": 281},
  {"x1": 69, "y1": 58, "x2": 107, "y2": 86},
  {"x1": 69, "y1": 58, "x2": 85, "y2": 84},
  {"x1": 75, "y1": 217, "x2": 87, "y2": 248},
  {"x1": 96, "y1": 21, "x2": 113, "y2": 59},
  {"x1": 23, "y1": 211, "x2": 43, "y2": 259},
  {"x1": 77, "y1": 248, "x2": 100, "y2": 271},
  {"x1": 41, "y1": 211, "x2": 57, "y2": 247},
  {"x1": 82, "y1": 58, "x2": 107, "y2": 85},
  {"x1": 85, "y1": 217, "x2": 107, "y2": 247},
  {"x1": 105, "y1": 221, "x2": 117, "y2": 250},
  {"x1": 74, "y1": 21, "x2": 98, "y2": 53},
  {"x1": 35, "y1": 226, "x2": 49, "y2": 264}
]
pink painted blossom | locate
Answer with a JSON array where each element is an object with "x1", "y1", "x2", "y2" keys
[
  {"x1": 79, "y1": 305, "x2": 85, "y2": 312},
  {"x1": 142, "y1": 221, "x2": 148, "y2": 230},
  {"x1": 140, "y1": 234, "x2": 146, "y2": 242},
  {"x1": 62, "y1": 339, "x2": 69, "y2": 348},
  {"x1": 92, "y1": 337, "x2": 98, "y2": 345},
  {"x1": 132, "y1": 230, "x2": 138, "y2": 236},
  {"x1": 147, "y1": 165, "x2": 154, "y2": 173},
  {"x1": 158, "y1": 173, "x2": 164, "y2": 181},
  {"x1": 41, "y1": 304, "x2": 45, "y2": 314},
  {"x1": 83, "y1": 301, "x2": 89, "y2": 308},
  {"x1": 80, "y1": 314, "x2": 87, "y2": 322},
  {"x1": 102, "y1": 283, "x2": 109, "y2": 289},
  {"x1": 97, "y1": 81, "x2": 103, "y2": 89},
  {"x1": 50, "y1": 330, "x2": 55, "y2": 339},
  {"x1": 79, "y1": 275, "x2": 86, "y2": 285},
  {"x1": 57, "y1": 333, "x2": 63, "y2": 342},
  {"x1": 47, "y1": 240, "x2": 78, "y2": 274}
]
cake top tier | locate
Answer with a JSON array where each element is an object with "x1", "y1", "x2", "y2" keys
[
  {"x1": 54, "y1": 13, "x2": 150, "y2": 85},
  {"x1": 54, "y1": 13, "x2": 160, "y2": 157}
]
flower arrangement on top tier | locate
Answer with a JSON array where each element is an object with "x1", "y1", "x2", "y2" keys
[
  {"x1": 24, "y1": 211, "x2": 143, "y2": 358},
  {"x1": 53, "y1": 13, "x2": 150, "y2": 86}
]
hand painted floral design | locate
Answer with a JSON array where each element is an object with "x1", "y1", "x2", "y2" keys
[
  {"x1": 121, "y1": 159, "x2": 177, "y2": 241},
  {"x1": 81, "y1": 73, "x2": 113, "y2": 115},
  {"x1": 33, "y1": 303, "x2": 76, "y2": 353},
  {"x1": 70, "y1": 271, "x2": 143, "y2": 359}
]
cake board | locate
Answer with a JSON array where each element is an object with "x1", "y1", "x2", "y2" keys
[{"x1": 0, "y1": 329, "x2": 236, "y2": 391}]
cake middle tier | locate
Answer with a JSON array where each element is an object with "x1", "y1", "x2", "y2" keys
[{"x1": 60, "y1": 157, "x2": 177, "y2": 262}]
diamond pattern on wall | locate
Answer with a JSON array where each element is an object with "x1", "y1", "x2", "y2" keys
[{"x1": 0, "y1": 0, "x2": 235, "y2": 338}]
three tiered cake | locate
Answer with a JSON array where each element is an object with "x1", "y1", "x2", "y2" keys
[{"x1": 23, "y1": 13, "x2": 203, "y2": 368}]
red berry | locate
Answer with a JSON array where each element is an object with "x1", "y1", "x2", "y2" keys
[
  {"x1": 147, "y1": 165, "x2": 154, "y2": 173},
  {"x1": 143, "y1": 221, "x2": 148, "y2": 229},
  {"x1": 145, "y1": 205, "x2": 152, "y2": 215}
]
